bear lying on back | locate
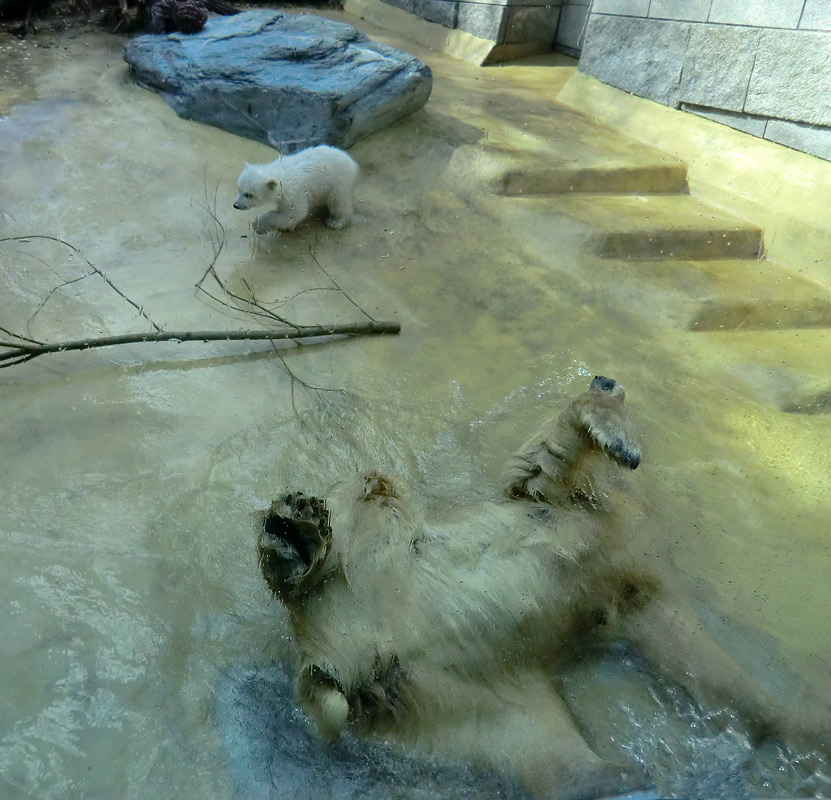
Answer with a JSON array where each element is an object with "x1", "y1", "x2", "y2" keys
[
  {"x1": 233, "y1": 145, "x2": 359, "y2": 234},
  {"x1": 256, "y1": 376, "x2": 830, "y2": 800}
]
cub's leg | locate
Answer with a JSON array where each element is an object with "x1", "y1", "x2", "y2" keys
[
  {"x1": 253, "y1": 200, "x2": 309, "y2": 233},
  {"x1": 324, "y1": 185, "x2": 355, "y2": 230},
  {"x1": 256, "y1": 492, "x2": 332, "y2": 605}
]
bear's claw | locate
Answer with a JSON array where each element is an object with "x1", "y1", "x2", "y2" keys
[{"x1": 348, "y1": 654, "x2": 410, "y2": 730}]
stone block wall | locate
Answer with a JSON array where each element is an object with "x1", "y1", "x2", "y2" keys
[
  {"x1": 578, "y1": 0, "x2": 831, "y2": 161},
  {"x1": 379, "y1": 0, "x2": 564, "y2": 52},
  {"x1": 554, "y1": 0, "x2": 591, "y2": 56}
]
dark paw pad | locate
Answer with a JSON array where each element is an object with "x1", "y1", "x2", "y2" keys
[{"x1": 257, "y1": 493, "x2": 332, "y2": 603}]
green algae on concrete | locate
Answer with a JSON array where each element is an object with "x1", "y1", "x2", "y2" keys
[{"x1": 508, "y1": 193, "x2": 764, "y2": 260}]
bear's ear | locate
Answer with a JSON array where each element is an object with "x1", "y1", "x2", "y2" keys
[{"x1": 266, "y1": 179, "x2": 278, "y2": 190}]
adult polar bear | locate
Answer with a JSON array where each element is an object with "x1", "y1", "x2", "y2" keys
[{"x1": 257, "y1": 377, "x2": 825, "y2": 800}]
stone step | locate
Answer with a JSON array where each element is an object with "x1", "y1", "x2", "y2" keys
[
  {"x1": 694, "y1": 329, "x2": 831, "y2": 413},
  {"x1": 449, "y1": 144, "x2": 688, "y2": 196},
  {"x1": 619, "y1": 258, "x2": 831, "y2": 331},
  {"x1": 688, "y1": 261, "x2": 831, "y2": 332},
  {"x1": 539, "y1": 194, "x2": 764, "y2": 260},
  {"x1": 496, "y1": 163, "x2": 689, "y2": 196}
]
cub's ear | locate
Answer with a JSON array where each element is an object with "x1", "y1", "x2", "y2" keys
[{"x1": 266, "y1": 179, "x2": 278, "y2": 190}]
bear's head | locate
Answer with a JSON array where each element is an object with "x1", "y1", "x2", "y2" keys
[{"x1": 233, "y1": 163, "x2": 282, "y2": 210}]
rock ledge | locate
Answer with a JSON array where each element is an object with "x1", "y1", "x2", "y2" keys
[{"x1": 123, "y1": 10, "x2": 433, "y2": 152}]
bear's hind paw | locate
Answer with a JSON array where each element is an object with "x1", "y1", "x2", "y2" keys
[
  {"x1": 298, "y1": 665, "x2": 350, "y2": 742},
  {"x1": 348, "y1": 654, "x2": 410, "y2": 730},
  {"x1": 257, "y1": 492, "x2": 332, "y2": 603}
]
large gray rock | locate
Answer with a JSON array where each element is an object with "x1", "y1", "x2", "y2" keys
[{"x1": 123, "y1": 10, "x2": 433, "y2": 152}]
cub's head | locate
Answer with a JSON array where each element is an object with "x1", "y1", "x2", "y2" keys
[{"x1": 233, "y1": 162, "x2": 282, "y2": 210}]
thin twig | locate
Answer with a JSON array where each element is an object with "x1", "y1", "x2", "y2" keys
[
  {"x1": 307, "y1": 245, "x2": 376, "y2": 322},
  {"x1": 0, "y1": 235, "x2": 162, "y2": 332},
  {"x1": 193, "y1": 191, "x2": 300, "y2": 327},
  {"x1": 0, "y1": 325, "x2": 43, "y2": 346},
  {"x1": 27, "y1": 274, "x2": 87, "y2": 334},
  {"x1": 271, "y1": 344, "x2": 352, "y2": 416},
  {"x1": 0, "y1": 323, "x2": 401, "y2": 369}
]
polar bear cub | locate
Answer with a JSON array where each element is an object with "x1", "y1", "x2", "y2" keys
[{"x1": 233, "y1": 145, "x2": 359, "y2": 234}]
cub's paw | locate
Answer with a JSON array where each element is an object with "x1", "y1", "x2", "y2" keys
[
  {"x1": 252, "y1": 214, "x2": 275, "y2": 235},
  {"x1": 325, "y1": 215, "x2": 349, "y2": 230},
  {"x1": 257, "y1": 492, "x2": 332, "y2": 604}
]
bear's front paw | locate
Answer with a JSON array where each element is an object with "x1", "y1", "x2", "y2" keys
[
  {"x1": 325, "y1": 215, "x2": 350, "y2": 230},
  {"x1": 257, "y1": 492, "x2": 332, "y2": 604}
]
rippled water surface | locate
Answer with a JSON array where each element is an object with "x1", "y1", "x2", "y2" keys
[{"x1": 1, "y1": 20, "x2": 830, "y2": 800}]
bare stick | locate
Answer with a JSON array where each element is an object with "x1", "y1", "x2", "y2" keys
[
  {"x1": 0, "y1": 235, "x2": 162, "y2": 332},
  {"x1": 307, "y1": 244, "x2": 376, "y2": 322},
  {"x1": 0, "y1": 323, "x2": 400, "y2": 369},
  {"x1": 0, "y1": 325, "x2": 43, "y2": 346},
  {"x1": 193, "y1": 191, "x2": 302, "y2": 327}
]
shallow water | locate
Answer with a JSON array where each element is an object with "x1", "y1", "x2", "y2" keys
[{"x1": 1, "y1": 18, "x2": 830, "y2": 800}]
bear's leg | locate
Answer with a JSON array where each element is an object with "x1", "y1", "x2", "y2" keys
[
  {"x1": 324, "y1": 187, "x2": 354, "y2": 230},
  {"x1": 253, "y1": 202, "x2": 308, "y2": 233},
  {"x1": 623, "y1": 591, "x2": 831, "y2": 752},
  {"x1": 257, "y1": 492, "x2": 332, "y2": 605},
  {"x1": 297, "y1": 664, "x2": 350, "y2": 742},
  {"x1": 489, "y1": 687, "x2": 652, "y2": 800},
  {"x1": 505, "y1": 376, "x2": 640, "y2": 507},
  {"x1": 415, "y1": 670, "x2": 653, "y2": 800},
  {"x1": 296, "y1": 654, "x2": 411, "y2": 742}
]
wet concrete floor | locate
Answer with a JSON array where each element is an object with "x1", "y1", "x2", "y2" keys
[{"x1": 0, "y1": 12, "x2": 830, "y2": 799}]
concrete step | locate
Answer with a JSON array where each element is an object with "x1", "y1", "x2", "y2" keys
[
  {"x1": 498, "y1": 164, "x2": 688, "y2": 196},
  {"x1": 617, "y1": 258, "x2": 831, "y2": 331},
  {"x1": 688, "y1": 261, "x2": 831, "y2": 332},
  {"x1": 539, "y1": 194, "x2": 765, "y2": 260},
  {"x1": 450, "y1": 144, "x2": 688, "y2": 195},
  {"x1": 694, "y1": 328, "x2": 831, "y2": 414}
]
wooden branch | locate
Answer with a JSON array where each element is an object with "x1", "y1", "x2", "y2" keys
[{"x1": 0, "y1": 322, "x2": 401, "y2": 369}]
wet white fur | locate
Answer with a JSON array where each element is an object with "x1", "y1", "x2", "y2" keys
[
  {"x1": 233, "y1": 145, "x2": 359, "y2": 233},
  {"x1": 264, "y1": 382, "x2": 831, "y2": 800}
]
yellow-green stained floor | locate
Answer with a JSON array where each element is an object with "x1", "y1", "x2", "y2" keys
[{"x1": 0, "y1": 6, "x2": 830, "y2": 797}]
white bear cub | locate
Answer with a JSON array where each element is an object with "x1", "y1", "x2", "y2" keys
[{"x1": 233, "y1": 145, "x2": 359, "y2": 234}]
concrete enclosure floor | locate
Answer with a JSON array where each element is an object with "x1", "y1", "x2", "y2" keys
[{"x1": 0, "y1": 8, "x2": 829, "y2": 799}]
